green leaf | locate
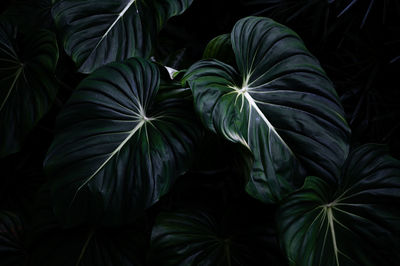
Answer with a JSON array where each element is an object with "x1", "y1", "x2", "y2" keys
[
  {"x1": 52, "y1": 0, "x2": 193, "y2": 73},
  {"x1": 44, "y1": 57, "x2": 201, "y2": 226},
  {"x1": 0, "y1": 21, "x2": 59, "y2": 158},
  {"x1": 150, "y1": 208, "x2": 285, "y2": 266},
  {"x1": 29, "y1": 189, "x2": 147, "y2": 266},
  {"x1": 1, "y1": 0, "x2": 54, "y2": 30},
  {"x1": 202, "y1": 33, "x2": 235, "y2": 65},
  {"x1": 278, "y1": 144, "x2": 400, "y2": 266},
  {"x1": 30, "y1": 225, "x2": 146, "y2": 266},
  {"x1": 184, "y1": 16, "x2": 351, "y2": 203},
  {"x1": 0, "y1": 211, "x2": 26, "y2": 266}
]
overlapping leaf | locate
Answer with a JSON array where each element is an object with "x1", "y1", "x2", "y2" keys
[
  {"x1": 52, "y1": 0, "x2": 193, "y2": 73},
  {"x1": 202, "y1": 33, "x2": 235, "y2": 65},
  {"x1": 1, "y1": 0, "x2": 53, "y2": 30},
  {"x1": 0, "y1": 211, "x2": 26, "y2": 266},
  {"x1": 184, "y1": 16, "x2": 350, "y2": 203},
  {"x1": 0, "y1": 21, "x2": 58, "y2": 157},
  {"x1": 150, "y1": 208, "x2": 284, "y2": 266},
  {"x1": 28, "y1": 186, "x2": 146, "y2": 266},
  {"x1": 278, "y1": 144, "x2": 400, "y2": 266},
  {"x1": 44, "y1": 57, "x2": 201, "y2": 226},
  {"x1": 30, "y1": 226, "x2": 146, "y2": 266}
]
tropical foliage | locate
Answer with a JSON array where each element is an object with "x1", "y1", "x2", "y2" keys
[{"x1": 1, "y1": 0, "x2": 399, "y2": 265}]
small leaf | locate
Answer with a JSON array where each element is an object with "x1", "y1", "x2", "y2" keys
[{"x1": 203, "y1": 33, "x2": 235, "y2": 65}]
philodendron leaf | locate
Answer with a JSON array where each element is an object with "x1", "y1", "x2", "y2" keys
[
  {"x1": 202, "y1": 33, "x2": 235, "y2": 65},
  {"x1": 44, "y1": 57, "x2": 201, "y2": 226},
  {"x1": 0, "y1": 21, "x2": 58, "y2": 158},
  {"x1": 52, "y1": 0, "x2": 193, "y2": 73},
  {"x1": 184, "y1": 16, "x2": 351, "y2": 203},
  {"x1": 278, "y1": 144, "x2": 400, "y2": 266},
  {"x1": 150, "y1": 209, "x2": 285, "y2": 266},
  {"x1": 0, "y1": 211, "x2": 26, "y2": 266}
]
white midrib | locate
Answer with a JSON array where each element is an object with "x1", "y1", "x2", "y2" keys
[
  {"x1": 92, "y1": 0, "x2": 136, "y2": 52},
  {"x1": 73, "y1": 119, "x2": 145, "y2": 195},
  {"x1": 243, "y1": 91, "x2": 292, "y2": 152},
  {"x1": 327, "y1": 207, "x2": 340, "y2": 266}
]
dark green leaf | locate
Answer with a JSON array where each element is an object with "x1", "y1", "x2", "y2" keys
[
  {"x1": 278, "y1": 144, "x2": 400, "y2": 266},
  {"x1": 1, "y1": 0, "x2": 54, "y2": 30},
  {"x1": 202, "y1": 33, "x2": 235, "y2": 65},
  {"x1": 29, "y1": 187, "x2": 147, "y2": 266},
  {"x1": 44, "y1": 57, "x2": 201, "y2": 226},
  {"x1": 184, "y1": 16, "x2": 350, "y2": 203},
  {"x1": 150, "y1": 208, "x2": 285, "y2": 266},
  {"x1": 0, "y1": 211, "x2": 26, "y2": 266},
  {"x1": 52, "y1": 0, "x2": 193, "y2": 73},
  {"x1": 0, "y1": 21, "x2": 58, "y2": 157},
  {"x1": 30, "y1": 225, "x2": 146, "y2": 266}
]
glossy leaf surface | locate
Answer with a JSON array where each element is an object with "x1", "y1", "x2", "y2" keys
[
  {"x1": 150, "y1": 208, "x2": 284, "y2": 266},
  {"x1": 184, "y1": 16, "x2": 351, "y2": 203},
  {"x1": 0, "y1": 22, "x2": 58, "y2": 157},
  {"x1": 44, "y1": 57, "x2": 201, "y2": 226},
  {"x1": 202, "y1": 33, "x2": 235, "y2": 65},
  {"x1": 278, "y1": 144, "x2": 400, "y2": 266},
  {"x1": 52, "y1": 0, "x2": 193, "y2": 73}
]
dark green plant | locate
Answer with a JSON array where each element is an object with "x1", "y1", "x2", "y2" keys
[{"x1": 1, "y1": 0, "x2": 399, "y2": 265}]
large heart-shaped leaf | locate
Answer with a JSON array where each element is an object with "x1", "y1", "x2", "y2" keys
[
  {"x1": 44, "y1": 57, "x2": 201, "y2": 226},
  {"x1": 150, "y1": 208, "x2": 285, "y2": 266},
  {"x1": 184, "y1": 16, "x2": 351, "y2": 203},
  {"x1": 52, "y1": 0, "x2": 193, "y2": 73},
  {"x1": 278, "y1": 144, "x2": 400, "y2": 266},
  {"x1": 0, "y1": 211, "x2": 26, "y2": 266},
  {"x1": 0, "y1": 21, "x2": 58, "y2": 157}
]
